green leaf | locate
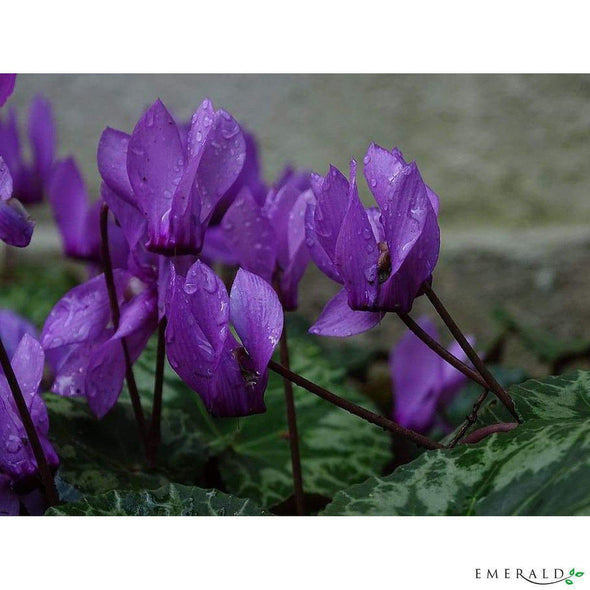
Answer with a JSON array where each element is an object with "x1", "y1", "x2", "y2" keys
[
  {"x1": 565, "y1": 579, "x2": 573, "y2": 585},
  {"x1": 46, "y1": 483, "x2": 265, "y2": 516},
  {"x1": 570, "y1": 569, "x2": 576, "y2": 576},
  {"x1": 322, "y1": 371, "x2": 590, "y2": 515},
  {"x1": 0, "y1": 262, "x2": 79, "y2": 327},
  {"x1": 576, "y1": 572, "x2": 584, "y2": 577}
]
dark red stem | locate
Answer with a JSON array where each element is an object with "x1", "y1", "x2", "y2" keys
[
  {"x1": 100, "y1": 204, "x2": 147, "y2": 449},
  {"x1": 423, "y1": 284, "x2": 520, "y2": 423},
  {"x1": 461, "y1": 422, "x2": 518, "y2": 445},
  {"x1": 268, "y1": 360, "x2": 443, "y2": 450},
  {"x1": 147, "y1": 317, "x2": 167, "y2": 466}
]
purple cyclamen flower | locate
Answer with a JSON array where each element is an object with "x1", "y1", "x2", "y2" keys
[
  {"x1": 98, "y1": 98, "x2": 246, "y2": 256},
  {"x1": 0, "y1": 95, "x2": 55, "y2": 204},
  {"x1": 48, "y1": 157, "x2": 129, "y2": 268},
  {"x1": 306, "y1": 144, "x2": 440, "y2": 337},
  {"x1": 41, "y1": 271, "x2": 158, "y2": 418},
  {"x1": 0, "y1": 309, "x2": 37, "y2": 360},
  {"x1": 221, "y1": 168, "x2": 312, "y2": 310},
  {"x1": 0, "y1": 156, "x2": 34, "y2": 247},
  {"x1": 0, "y1": 75, "x2": 16, "y2": 108},
  {"x1": 0, "y1": 334, "x2": 59, "y2": 483},
  {"x1": 166, "y1": 262, "x2": 283, "y2": 417},
  {"x1": 390, "y1": 317, "x2": 473, "y2": 433}
]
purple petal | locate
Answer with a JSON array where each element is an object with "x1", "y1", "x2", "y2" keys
[
  {"x1": 390, "y1": 317, "x2": 442, "y2": 433},
  {"x1": 0, "y1": 309, "x2": 37, "y2": 360},
  {"x1": 165, "y1": 260, "x2": 229, "y2": 394},
  {"x1": 188, "y1": 100, "x2": 246, "y2": 223},
  {"x1": 229, "y1": 268, "x2": 283, "y2": 374},
  {"x1": 41, "y1": 271, "x2": 129, "y2": 350},
  {"x1": 0, "y1": 75, "x2": 16, "y2": 108},
  {"x1": 0, "y1": 474, "x2": 19, "y2": 516},
  {"x1": 312, "y1": 165, "x2": 349, "y2": 263},
  {"x1": 0, "y1": 109, "x2": 21, "y2": 174},
  {"x1": 279, "y1": 189, "x2": 312, "y2": 310},
  {"x1": 0, "y1": 155, "x2": 12, "y2": 200},
  {"x1": 126, "y1": 100, "x2": 185, "y2": 253},
  {"x1": 28, "y1": 95, "x2": 55, "y2": 181},
  {"x1": 365, "y1": 207, "x2": 385, "y2": 242},
  {"x1": 309, "y1": 289, "x2": 383, "y2": 337},
  {"x1": 97, "y1": 127, "x2": 135, "y2": 203},
  {"x1": 362, "y1": 143, "x2": 406, "y2": 210},
  {"x1": 202, "y1": 336, "x2": 267, "y2": 417},
  {"x1": 304, "y1": 195, "x2": 342, "y2": 283},
  {"x1": 48, "y1": 158, "x2": 93, "y2": 259},
  {"x1": 113, "y1": 286, "x2": 158, "y2": 340},
  {"x1": 0, "y1": 188, "x2": 34, "y2": 248},
  {"x1": 377, "y1": 190, "x2": 440, "y2": 313},
  {"x1": 334, "y1": 160, "x2": 379, "y2": 309},
  {"x1": 200, "y1": 224, "x2": 237, "y2": 266},
  {"x1": 380, "y1": 161, "x2": 439, "y2": 277},
  {"x1": 221, "y1": 187, "x2": 277, "y2": 283},
  {"x1": 438, "y1": 336, "x2": 474, "y2": 404}
]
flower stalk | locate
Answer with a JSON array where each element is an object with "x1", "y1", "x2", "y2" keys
[
  {"x1": 100, "y1": 204, "x2": 147, "y2": 449},
  {"x1": 422, "y1": 284, "x2": 520, "y2": 423},
  {"x1": 0, "y1": 336, "x2": 59, "y2": 506},
  {"x1": 147, "y1": 317, "x2": 167, "y2": 466},
  {"x1": 268, "y1": 359, "x2": 443, "y2": 450}
]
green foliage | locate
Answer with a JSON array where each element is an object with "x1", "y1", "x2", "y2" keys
[
  {"x1": 46, "y1": 483, "x2": 265, "y2": 516},
  {"x1": 0, "y1": 261, "x2": 79, "y2": 327},
  {"x1": 322, "y1": 371, "x2": 590, "y2": 515},
  {"x1": 49, "y1": 325, "x2": 391, "y2": 510}
]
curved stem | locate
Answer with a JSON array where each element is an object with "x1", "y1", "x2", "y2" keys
[
  {"x1": 278, "y1": 321, "x2": 306, "y2": 516},
  {"x1": 423, "y1": 284, "x2": 520, "y2": 423},
  {"x1": 397, "y1": 313, "x2": 489, "y2": 390},
  {"x1": 0, "y1": 337, "x2": 58, "y2": 506},
  {"x1": 147, "y1": 317, "x2": 167, "y2": 467},
  {"x1": 100, "y1": 204, "x2": 147, "y2": 449},
  {"x1": 460, "y1": 422, "x2": 518, "y2": 445},
  {"x1": 268, "y1": 360, "x2": 443, "y2": 450}
]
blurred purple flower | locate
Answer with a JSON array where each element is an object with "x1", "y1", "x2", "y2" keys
[
  {"x1": 390, "y1": 317, "x2": 473, "y2": 433},
  {"x1": 0, "y1": 75, "x2": 16, "y2": 108},
  {"x1": 0, "y1": 95, "x2": 55, "y2": 204},
  {"x1": 166, "y1": 262, "x2": 283, "y2": 417},
  {"x1": 0, "y1": 334, "x2": 59, "y2": 485},
  {"x1": 0, "y1": 309, "x2": 37, "y2": 360},
  {"x1": 48, "y1": 157, "x2": 128, "y2": 268},
  {"x1": 98, "y1": 98, "x2": 246, "y2": 256},
  {"x1": 221, "y1": 168, "x2": 312, "y2": 310},
  {"x1": 307, "y1": 144, "x2": 440, "y2": 337},
  {"x1": 0, "y1": 156, "x2": 34, "y2": 247},
  {"x1": 40, "y1": 271, "x2": 158, "y2": 418}
]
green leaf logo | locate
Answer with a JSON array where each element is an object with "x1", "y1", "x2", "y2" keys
[
  {"x1": 565, "y1": 580, "x2": 573, "y2": 586},
  {"x1": 576, "y1": 572, "x2": 585, "y2": 578},
  {"x1": 571, "y1": 569, "x2": 576, "y2": 576}
]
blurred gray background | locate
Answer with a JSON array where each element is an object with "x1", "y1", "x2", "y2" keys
[{"x1": 8, "y1": 74, "x2": 590, "y2": 371}]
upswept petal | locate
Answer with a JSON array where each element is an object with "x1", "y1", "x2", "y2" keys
[
  {"x1": 48, "y1": 158, "x2": 92, "y2": 258},
  {"x1": 229, "y1": 268, "x2": 283, "y2": 374},
  {"x1": 312, "y1": 165, "x2": 349, "y2": 263},
  {"x1": 0, "y1": 194, "x2": 34, "y2": 247},
  {"x1": 221, "y1": 187, "x2": 277, "y2": 282},
  {"x1": 28, "y1": 96, "x2": 55, "y2": 181},
  {"x1": 334, "y1": 160, "x2": 379, "y2": 310},
  {"x1": 126, "y1": 100, "x2": 185, "y2": 251},
  {"x1": 41, "y1": 270, "x2": 129, "y2": 350},
  {"x1": 97, "y1": 127, "x2": 135, "y2": 203},
  {"x1": 309, "y1": 288, "x2": 383, "y2": 337},
  {"x1": 304, "y1": 195, "x2": 341, "y2": 283},
  {"x1": 165, "y1": 261, "x2": 229, "y2": 393},
  {"x1": 362, "y1": 143, "x2": 406, "y2": 210}
]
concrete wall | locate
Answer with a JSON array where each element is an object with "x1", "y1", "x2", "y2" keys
[{"x1": 7, "y1": 74, "x2": 590, "y2": 370}]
